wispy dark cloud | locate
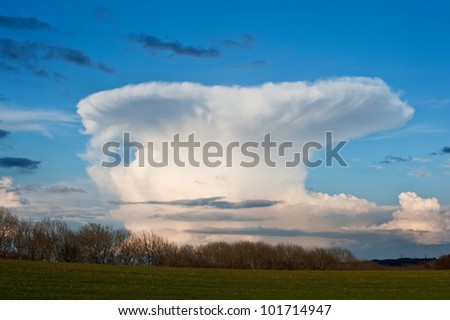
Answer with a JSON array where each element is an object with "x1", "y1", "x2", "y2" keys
[
  {"x1": 186, "y1": 227, "x2": 416, "y2": 245},
  {"x1": 228, "y1": 60, "x2": 267, "y2": 69},
  {"x1": 189, "y1": 227, "x2": 315, "y2": 237},
  {"x1": 374, "y1": 154, "x2": 432, "y2": 167},
  {"x1": 0, "y1": 129, "x2": 9, "y2": 139},
  {"x1": 0, "y1": 16, "x2": 55, "y2": 31},
  {"x1": 187, "y1": 226, "x2": 377, "y2": 238},
  {"x1": 223, "y1": 34, "x2": 255, "y2": 49},
  {"x1": 46, "y1": 46, "x2": 92, "y2": 65},
  {"x1": 92, "y1": 7, "x2": 109, "y2": 21},
  {"x1": 147, "y1": 212, "x2": 265, "y2": 222},
  {"x1": 0, "y1": 157, "x2": 40, "y2": 171},
  {"x1": 250, "y1": 59, "x2": 266, "y2": 67},
  {"x1": 45, "y1": 185, "x2": 87, "y2": 193},
  {"x1": 0, "y1": 38, "x2": 114, "y2": 76},
  {"x1": 96, "y1": 63, "x2": 114, "y2": 74},
  {"x1": 129, "y1": 33, "x2": 221, "y2": 58},
  {"x1": 0, "y1": 39, "x2": 39, "y2": 60},
  {"x1": 379, "y1": 155, "x2": 412, "y2": 164},
  {"x1": 431, "y1": 146, "x2": 450, "y2": 155},
  {"x1": 111, "y1": 196, "x2": 280, "y2": 209},
  {"x1": 14, "y1": 183, "x2": 86, "y2": 193},
  {"x1": 26, "y1": 65, "x2": 49, "y2": 77},
  {"x1": 0, "y1": 61, "x2": 19, "y2": 73},
  {"x1": 44, "y1": 45, "x2": 114, "y2": 73},
  {"x1": 17, "y1": 184, "x2": 40, "y2": 192}
]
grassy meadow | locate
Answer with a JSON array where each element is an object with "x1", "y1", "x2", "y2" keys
[{"x1": 1, "y1": 259, "x2": 450, "y2": 299}]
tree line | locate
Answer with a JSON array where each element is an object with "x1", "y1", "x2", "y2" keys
[
  {"x1": 0, "y1": 207, "x2": 359, "y2": 269},
  {"x1": 1, "y1": 207, "x2": 449, "y2": 270}
]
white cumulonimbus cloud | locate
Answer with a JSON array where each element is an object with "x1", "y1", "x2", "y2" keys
[{"x1": 77, "y1": 77, "x2": 417, "y2": 245}]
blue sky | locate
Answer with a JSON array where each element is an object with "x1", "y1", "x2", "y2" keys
[{"x1": 1, "y1": 0, "x2": 450, "y2": 258}]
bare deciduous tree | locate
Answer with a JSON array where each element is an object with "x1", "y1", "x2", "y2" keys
[
  {"x1": 0, "y1": 207, "x2": 19, "y2": 256},
  {"x1": 77, "y1": 223, "x2": 129, "y2": 264}
]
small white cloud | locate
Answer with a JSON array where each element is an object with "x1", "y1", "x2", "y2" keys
[
  {"x1": 301, "y1": 191, "x2": 388, "y2": 216},
  {"x1": 362, "y1": 124, "x2": 445, "y2": 141},
  {"x1": 0, "y1": 105, "x2": 78, "y2": 137},
  {"x1": 440, "y1": 159, "x2": 450, "y2": 168},
  {"x1": 0, "y1": 176, "x2": 26, "y2": 208},
  {"x1": 408, "y1": 166, "x2": 432, "y2": 178},
  {"x1": 376, "y1": 192, "x2": 450, "y2": 244},
  {"x1": 412, "y1": 157, "x2": 432, "y2": 163}
]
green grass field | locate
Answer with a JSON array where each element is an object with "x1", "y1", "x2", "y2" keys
[{"x1": 1, "y1": 259, "x2": 450, "y2": 299}]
